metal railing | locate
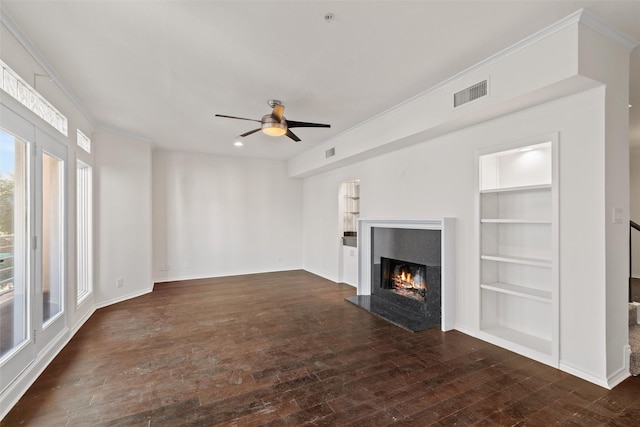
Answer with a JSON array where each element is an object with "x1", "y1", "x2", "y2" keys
[{"x1": 0, "y1": 234, "x2": 14, "y2": 297}]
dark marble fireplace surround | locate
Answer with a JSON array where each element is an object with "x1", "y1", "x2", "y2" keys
[{"x1": 347, "y1": 227, "x2": 442, "y2": 332}]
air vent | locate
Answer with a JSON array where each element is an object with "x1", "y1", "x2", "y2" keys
[
  {"x1": 454, "y1": 80, "x2": 488, "y2": 108},
  {"x1": 326, "y1": 147, "x2": 335, "y2": 158}
]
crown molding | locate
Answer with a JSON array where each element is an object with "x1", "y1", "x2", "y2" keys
[
  {"x1": 94, "y1": 123, "x2": 153, "y2": 144},
  {"x1": 579, "y1": 8, "x2": 638, "y2": 51},
  {"x1": 305, "y1": 8, "x2": 636, "y2": 156},
  {"x1": 0, "y1": 6, "x2": 96, "y2": 126}
]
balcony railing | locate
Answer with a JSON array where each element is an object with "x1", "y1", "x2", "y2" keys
[{"x1": 0, "y1": 234, "x2": 14, "y2": 297}]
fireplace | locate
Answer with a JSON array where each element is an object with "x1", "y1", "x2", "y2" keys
[
  {"x1": 346, "y1": 218, "x2": 455, "y2": 332},
  {"x1": 381, "y1": 257, "x2": 427, "y2": 302},
  {"x1": 366, "y1": 226, "x2": 443, "y2": 331}
]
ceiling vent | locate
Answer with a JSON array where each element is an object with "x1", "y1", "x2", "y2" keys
[
  {"x1": 454, "y1": 80, "x2": 488, "y2": 108},
  {"x1": 326, "y1": 147, "x2": 336, "y2": 158}
]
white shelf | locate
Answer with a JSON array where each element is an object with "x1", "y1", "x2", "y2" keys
[
  {"x1": 480, "y1": 183, "x2": 551, "y2": 194},
  {"x1": 481, "y1": 282, "x2": 551, "y2": 302},
  {"x1": 480, "y1": 325, "x2": 552, "y2": 356},
  {"x1": 481, "y1": 219, "x2": 551, "y2": 224},
  {"x1": 481, "y1": 254, "x2": 551, "y2": 268}
]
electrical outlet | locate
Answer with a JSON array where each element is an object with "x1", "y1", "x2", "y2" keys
[
  {"x1": 116, "y1": 277, "x2": 124, "y2": 288},
  {"x1": 159, "y1": 264, "x2": 169, "y2": 272}
]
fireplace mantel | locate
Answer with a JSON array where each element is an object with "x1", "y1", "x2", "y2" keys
[{"x1": 358, "y1": 218, "x2": 455, "y2": 331}]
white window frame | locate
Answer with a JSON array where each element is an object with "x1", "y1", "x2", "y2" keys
[
  {"x1": 0, "y1": 60, "x2": 68, "y2": 137},
  {"x1": 76, "y1": 129, "x2": 90, "y2": 154},
  {"x1": 76, "y1": 160, "x2": 92, "y2": 304}
]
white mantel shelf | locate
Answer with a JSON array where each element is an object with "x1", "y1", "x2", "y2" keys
[{"x1": 357, "y1": 218, "x2": 456, "y2": 331}]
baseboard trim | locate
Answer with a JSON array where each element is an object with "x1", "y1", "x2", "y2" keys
[
  {"x1": 299, "y1": 268, "x2": 339, "y2": 285},
  {"x1": 71, "y1": 307, "x2": 96, "y2": 336},
  {"x1": 606, "y1": 346, "x2": 632, "y2": 389},
  {"x1": 95, "y1": 287, "x2": 153, "y2": 309},
  {"x1": 453, "y1": 326, "x2": 477, "y2": 338},
  {"x1": 559, "y1": 361, "x2": 610, "y2": 389},
  {"x1": 153, "y1": 267, "x2": 304, "y2": 284}
]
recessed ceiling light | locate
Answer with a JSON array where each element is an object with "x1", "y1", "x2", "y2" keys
[{"x1": 233, "y1": 139, "x2": 243, "y2": 147}]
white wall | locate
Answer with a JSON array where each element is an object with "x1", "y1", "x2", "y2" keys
[
  {"x1": 299, "y1": 13, "x2": 635, "y2": 388},
  {"x1": 632, "y1": 147, "x2": 640, "y2": 278},
  {"x1": 302, "y1": 88, "x2": 611, "y2": 384},
  {"x1": 303, "y1": 170, "x2": 360, "y2": 282},
  {"x1": 578, "y1": 23, "x2": 632, "y2": 383},
  {"x1": 94, "y1": 131, "x2": 153, "y2": 305},
  {"x1": 152, "y1": 150, "x2": 303, "y2": 282}
]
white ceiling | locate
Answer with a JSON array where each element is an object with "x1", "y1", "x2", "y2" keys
[{"x1": 1, "y1": 1, "x2": 639, "y2": 160}]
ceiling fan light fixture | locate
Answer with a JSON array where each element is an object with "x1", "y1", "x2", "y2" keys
[
  {"x1": 262, "y1": 126, "x2": 287, "y2": 137},
  {"x1": 261, "y1": 120, "x2": 287, "y2": 137}
]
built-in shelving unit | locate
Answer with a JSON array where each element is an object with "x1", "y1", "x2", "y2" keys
[
  {"x1": 341, "y1": 181, "x2": 360, "y2": 247},
  {"x1": 477, "y1": 138, "x2": 558, "y2": 367}
]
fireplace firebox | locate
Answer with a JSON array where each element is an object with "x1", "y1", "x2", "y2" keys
[
  {"x1": 381, "y1": 257, "x2": 428, "y2": 302},
  {"x1": 359, "y1": 227, "x2": 443, "y2": 331}
]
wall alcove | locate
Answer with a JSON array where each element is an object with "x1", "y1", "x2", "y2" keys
[{"x1": 477, "y1": 135, "x2": 558, "y2": 367}]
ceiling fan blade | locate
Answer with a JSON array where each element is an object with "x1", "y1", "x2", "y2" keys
[
  {"x1": 239, "y1": 128, "x2": 261, "y2": 137},
  {"x1": 215, "y1": 114, "x2": 262, "y2": 123},
  {"x1": 271, "y1": 104, "x2": 285, "y2": 122},
  {"x1": 286, "y1": 120, "x2": 331, "y2": 129},
  {"x1": 286, "y1": 129, "x2": 301, "y2": 142}
]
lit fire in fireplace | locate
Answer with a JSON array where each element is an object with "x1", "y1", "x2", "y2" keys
[
  {"x1": 380, "y1": 257, "x2": 428, "y2": 302},
  {"x1": 390, "y1": 266, "x2": 427, "y2": 301}
]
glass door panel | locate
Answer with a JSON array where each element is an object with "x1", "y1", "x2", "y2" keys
[
  {"x1": 41, "y1": 152, "x2": 63, "y2": 326},
  {"x1": 0, "y1": 124, "x2": 35, "y2": 396},
  {"x1": 0, "y1": 131, "x2": 30, "y2": 359},
  {"x1": 0, "y1": 104, "x2": 68, "y2": 398},
  {"x1": 0, "y1": 105, "x2": 69, "y2": 400}
]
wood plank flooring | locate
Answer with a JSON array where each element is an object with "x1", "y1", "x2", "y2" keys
[{"x1": 3, "y1": 270, "x2": 640, "y2": 426}]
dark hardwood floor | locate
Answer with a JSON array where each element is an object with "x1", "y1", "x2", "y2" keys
[{"x1": 3, "y1": 270, "x2": 640, "y2": 426}]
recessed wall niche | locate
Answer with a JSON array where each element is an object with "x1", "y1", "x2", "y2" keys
[
  {"x1": 478, "y1": 136, "x2": 558, "y2": 367},
  {"x1": 339, "y1": 180, "x2": 360, "y2": 247}
]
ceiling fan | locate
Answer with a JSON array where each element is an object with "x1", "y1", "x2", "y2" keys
[{"x1": 216, "y1": 100, "x2": 330, "y2": 142}]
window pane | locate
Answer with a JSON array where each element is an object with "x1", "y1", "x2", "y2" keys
[
  {"x1": 76, "y1": 161, "x2": 92, "y2": 304},
  {"x1": 0, "y1": 130, "x2": 29, "y2": 359},
  {"x1": 0, "y1": 60, "x2": 68, "y2": 136},
  {"x1": 42, "y1": 152, "x2": 63, "y2": 325}
]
